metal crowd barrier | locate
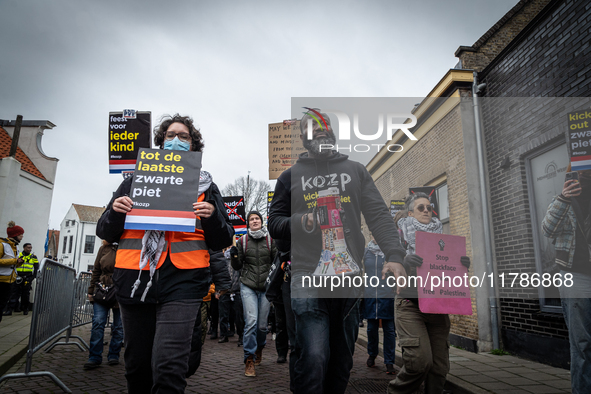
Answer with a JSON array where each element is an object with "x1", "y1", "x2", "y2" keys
[
  {"x1": 45, "y1": 271, "x2": 93, "y2": 352},
  {"x1": 0, "y1": 259, "x2": 90, "y2": 393}
]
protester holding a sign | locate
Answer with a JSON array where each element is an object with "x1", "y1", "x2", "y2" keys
[
  {"x1": 542, "y1": 165, "x2": 591, "y2": 394},
  {"x1": 388, "y1": 192, "x2": 470, "y2": 394},
  {"x1": 96, "y1": 114, "x2": 234, "y2": 394}
]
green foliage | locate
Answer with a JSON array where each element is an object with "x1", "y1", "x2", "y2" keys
[{"x1": 490, "y1": 349, "x2": 510, "y2": 356}]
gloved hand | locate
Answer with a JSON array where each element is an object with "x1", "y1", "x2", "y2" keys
[
  {"x1": 230, "y1": 246, "x2": 239, "y2": 259},
  {"x1": 460, "y1": 256, "x2": 470, "y2": 269},
  {"x1": 403, "y1": 254, "x2": 423, "y2": 268}
]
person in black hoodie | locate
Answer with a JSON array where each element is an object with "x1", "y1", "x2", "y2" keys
[
  {"x1": 268, "y1": 109, "x2": 406, "y2": 394},
  {"x1": 96, "y1": 114, "x2": 234, "y2": 394}
]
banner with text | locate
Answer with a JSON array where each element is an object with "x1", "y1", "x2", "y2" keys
[
  {"x1": 567, "y1": 109, "x2": 591, "y2": 171},
  {"x1": 415, "y1": 232, "x2": 471, "y2": 315},
  {"x1": 124, "y1": 148, "x2": 202, "y2": 232},
  {"x1": 267, "y1": 191, "x2": 274, "y2": 219},
  {"x1": 390, "y1": 200, "x2": 405, "y2": 218},
  {"x1": 268, "y1": 120, "x2": 304, "y2": 180},
  {"x1": 223, "y1": 196, "x2": 246, "y2": 235},
  {"x1": 109, "y1": 111, "x2": 151, "y2": 174}
]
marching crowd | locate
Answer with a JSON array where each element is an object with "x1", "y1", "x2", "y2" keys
[{"x1": 1, "y1": 109, "x2": 588, "y2": 394}]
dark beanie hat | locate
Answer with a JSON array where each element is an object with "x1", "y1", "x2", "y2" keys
[
  {"x1": 7, "y1": 221, "x2": 24, "y2": 238},
  {"x1": 246, "y1": 211, "x2": 263, "y2": 228}
]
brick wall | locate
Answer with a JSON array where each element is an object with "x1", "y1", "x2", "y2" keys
[
  {"x1": 480, "y1": 0, "x2": 591, "y2": 361},
  {"x1": 457, "y1": 0, "x2": 553, "y2": 72},
  {"x1": 372, "y1": 98, "x2": 479, "y2": 340}
]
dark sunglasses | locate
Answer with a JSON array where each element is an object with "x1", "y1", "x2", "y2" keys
[{"x1": 416, "y1": 204, "x2": 432, "y2": 213}]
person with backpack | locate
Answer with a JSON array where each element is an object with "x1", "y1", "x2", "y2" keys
[{"x1": 230, "y1": 210, "x2": 277, "y2": 377}]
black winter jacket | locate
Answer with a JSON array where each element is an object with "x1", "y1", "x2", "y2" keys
[
  {"x1": 96, "y1": 176, "x2": 234, "y2": 304},
  {"x1": 231, "y1": 234, "x2": 277, "y2": 292},
  {"x1": 268, "y1": 151, "x2": 405, "y2": 301}
]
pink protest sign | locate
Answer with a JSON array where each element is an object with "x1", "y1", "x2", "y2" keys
[{"x1": 415, "y1": 232, "x2": 472, "y2": 315}]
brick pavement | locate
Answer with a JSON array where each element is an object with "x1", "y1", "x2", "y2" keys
[{"x1": 0, "y1": 323, "x2": 396, "y2": 394}]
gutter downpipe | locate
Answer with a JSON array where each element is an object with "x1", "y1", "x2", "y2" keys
[{"x1": 472, "y1": 71, "x2": 500, "y2": 350}]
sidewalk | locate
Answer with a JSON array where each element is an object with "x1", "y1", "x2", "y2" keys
[
  {"x1": 0, "y1": 312, "x2": 31, "y2": 376},
  {"x1": 0, "y1": 315, "x2": 572, "y2": 393},
  {"x1": 357, "y1": 322, "x2": 571, "y2": 394}
]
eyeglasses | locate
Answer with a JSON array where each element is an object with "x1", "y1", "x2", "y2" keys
[
  {"x1": 164, "y1": 131, "x2": 192, "y2": 142},
  {"x1": 416, "y1": 204, "x2": 432, "y2": 213}
]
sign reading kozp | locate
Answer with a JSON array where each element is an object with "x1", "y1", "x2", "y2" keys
[
  {"x1": 124, "y1": 148, "x2": 202, "y2": 232},
  {"x1": 415, "y1": 232, "x2": 472, "y2": 315}
]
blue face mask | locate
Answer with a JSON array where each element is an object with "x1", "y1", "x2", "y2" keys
[{"x1": 164, "y1": 136, "x2": 191, "y2": 151}]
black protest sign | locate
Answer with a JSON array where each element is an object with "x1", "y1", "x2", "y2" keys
[
  {"x1": 109, "y1": 111, "x2": 151, "y2": 173},
  {"x1": 408, "y1": 187, "x2": 439, "y2": 217},
  {"x1": 390, "y1": 200, "x2": 405, "y2": 217},
  {"x1": 223, "y1": 196, "x2": 246, "y2": 232},
  {"x1": 567, "y1": 109, "x2": 591, "y2": 171},
  {"x1": 124, "y1": 148, "x2": 202, "y2": 232}
]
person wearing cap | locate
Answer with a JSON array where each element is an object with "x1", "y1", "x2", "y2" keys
[
  {"x1": 230, "y1": 210, "x2": 277, "y2": 377},
  {"x1": 0, "y1": 221, "x2": 25, "y2": 322}
]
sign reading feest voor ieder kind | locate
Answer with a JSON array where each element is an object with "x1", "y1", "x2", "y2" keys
[
  {"x1": 390, "y1": 200, "x2": 405, "y2": 218},
  {"x1": 415, "y1": 232, "x2": 472, "y2": 315},
  {"x1": 223, "y1": 196, "x2": 246, "y2": 235},
  {"x1": 567, "y1": 109, "x2": 591, "y2": 171},
  {"x1": 124, "y1": 148, "x2": 202, "y2": 232},
  {"x1": 108, "y1": 111, "x2": 152, "y2": 174},
  {"x1": 269, "y1": 120, "x2": 305, "y2": 180},
  {"x1": 408, "y1": 187, "x2": 439, "y2": 217}
]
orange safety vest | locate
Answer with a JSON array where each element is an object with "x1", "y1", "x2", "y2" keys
[{"x1": 116, "y1": 195, "x2": 210, "y2": 270}]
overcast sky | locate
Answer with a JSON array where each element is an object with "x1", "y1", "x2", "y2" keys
[{"x1": 0, "y1": 0, "x2": 519, "y2": 228}]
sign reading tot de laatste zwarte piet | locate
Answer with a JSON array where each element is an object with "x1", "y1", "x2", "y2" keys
[{"x1": 125, "y1": 148, "x2": 202, "y2": 232}]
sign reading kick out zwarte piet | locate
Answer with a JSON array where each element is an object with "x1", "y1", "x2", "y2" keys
[
  {"x1": 567, "y1": 109, "x2": 591, "y2": 171},
  {"x1": 125, "y1": 148, "x2": 202, "y2": 232},
  {"x1": 109, "y1": 111, "x2": 151, "y2": 174}
]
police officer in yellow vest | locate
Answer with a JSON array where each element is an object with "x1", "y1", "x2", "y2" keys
[{"x1": 7, "y1": 243, "x2": 38, "y2": 315}]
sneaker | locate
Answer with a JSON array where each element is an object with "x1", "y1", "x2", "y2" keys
[
  {"x1": 83, "y1": 361, "x2": 101, "y2": 370},
  {"x1": 255, "y1": 348, "x2": 263, "y2": 365},
  {"x1": 244, "y1": 356, "x2": 256, "y2": 377},
  {"x1": 386, "y1": 364, "x2": 395, "y2": 375},
  {"x1": 218, "y1": 336, "x2": 228, "y2": 343},
  {"x1": 107, "y1": 359, "x2": 119, "y2": 366},
  {"x1": 277, "y1": 355, "x2": 287, "y2": 364},
  {"x1": 367, "y1": 355, "x2": 376, "y2": 368}
]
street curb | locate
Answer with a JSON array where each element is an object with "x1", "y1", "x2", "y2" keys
[
  {"x1": 355, "y1": 336, "x2": 479, "y2": 394},
  {"x1": 0, "y1": 343, "x2": 28, "y2": 377}
]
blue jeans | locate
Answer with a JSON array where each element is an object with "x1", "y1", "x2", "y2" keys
[
  {"x1": 88, "y1": 302, "x2": 123, "y2": 363},
  {"x1": 241, "y1": 283, "x2": 271, "y2": 362},
  {"x1": 367, "y1": 318, "x2": 396, "y2": 364},
  {"x1": 560, "y1": 270, "x2": 591, "y2": 394},
  {"x1": 291, "y1": 297, "x2": 359, "y2": 394}
]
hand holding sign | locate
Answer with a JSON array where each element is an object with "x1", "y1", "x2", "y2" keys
[
  {"x1": 193, "y1": 201, "x2": 215, "y2": 218},
  {"x1": 113, "y1": 196, "x2": 133, "y2": 213}
]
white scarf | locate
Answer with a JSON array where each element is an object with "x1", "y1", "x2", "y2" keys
[
  {"x1": 132, "y1": 170, "x2": 213, "y2": 302},
  {"x1": 397, "y1": 216, "x2": 443, "y2": 255},
  {"x1": 248, "y1": 227, "x2": 268, "y2": 239}
]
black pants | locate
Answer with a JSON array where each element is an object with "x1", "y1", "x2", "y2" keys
[
  {"x1": 282, "y1": 279, "x2": 297, "y2": 392},
  {"x1": 119, "y1": 300, "x2": 200, "y2": 394},
  {"x1": 0, "y1": 282, "x2": 12, "y2": 323},
  {"x1": 218, "y1": 293, "x2": 231, "y2": 337},
  {"x1": 233, "y1": 293, "x2": 244, "y2": 339},
  {"x1": 210, "y1": 296, "x2": 219, "y2": 335},
  {"x1": 274, "y1": 301, "x2": 289, "y2": 358},
  {"x1": 8, "y1": 275, "x2": 33, "y2": 311}
]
